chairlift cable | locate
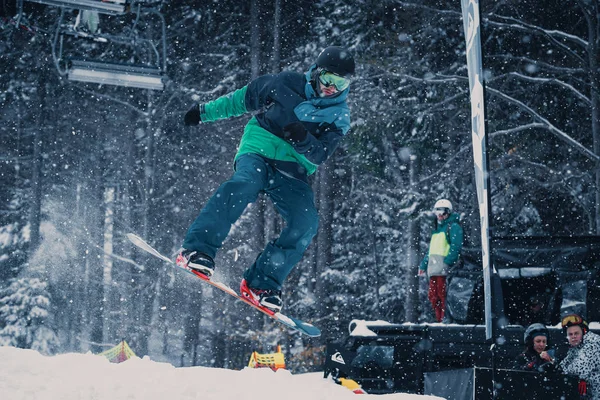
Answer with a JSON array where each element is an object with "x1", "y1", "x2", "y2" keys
[
  {"x1": 129, "y1": 3, "x2": 141, "y2": 38},
  {"x1": 51, "y1": 8, "x2": 67, "y2": 76},
  {"x1": 144, "y1": 7, "x2": 167, "y2": 73},
  {"x1": 146, "y1": 39, "x2": 160, "y2": 68},
  {"x1": 14, "y1": 0, "x2": 24, "y2": 31}
]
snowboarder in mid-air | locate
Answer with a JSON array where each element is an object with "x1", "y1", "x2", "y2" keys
[{"x1": 177, "y1": 46, "x2": 355, "y2": 313}]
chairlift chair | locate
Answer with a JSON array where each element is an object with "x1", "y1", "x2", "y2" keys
[
  {"x1": 24, "y1": 0, "x2": 128, "y2": 15},
  {"x1": 14, "y1": 0, "x2": 167, "y2": 90},
  {"x1": 43, "y1": 3, "x2": 168, "y2": 90},
  {"x1": 67, "y1": 59, "x2": 164, "y2": 90}
]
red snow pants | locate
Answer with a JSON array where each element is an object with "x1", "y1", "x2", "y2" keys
[{"x1": 428, "y1": 276, "x2": 447, "y2": 322}]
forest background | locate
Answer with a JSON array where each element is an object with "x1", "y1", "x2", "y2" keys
[{"x1": 0, "y1": 0, "x2": 599, "y2": 372}]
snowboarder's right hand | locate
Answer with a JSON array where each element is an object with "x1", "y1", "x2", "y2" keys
[
  {"x1": 184, "y1": 103, "x2": 204, "y2": 126},
  {"x1": 282, "y1": 121, "x2": 308, "y2": 144}
]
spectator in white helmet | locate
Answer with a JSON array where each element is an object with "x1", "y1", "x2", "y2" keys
[{"x1": 418, "y1": 199, "x2": 464, "y2": 322}]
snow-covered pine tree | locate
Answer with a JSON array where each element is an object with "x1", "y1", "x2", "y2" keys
[{"x1": 0, "y1": 277, "x2": 58, "y2": 355}]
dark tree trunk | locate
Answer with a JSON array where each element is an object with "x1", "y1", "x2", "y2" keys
[
  {"x1": 315, "y1": 163, "x2": 333, "y2": 312},
  {"x1": 86, "y1": 133, "x2": 106, "y2": 353},
  {"x1": 28, "y1": 73, "x2": 47, "y2": 256}
]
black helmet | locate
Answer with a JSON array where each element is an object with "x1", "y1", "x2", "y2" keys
[
  {"x1": 316, "y1": 46, "x2": 355, "y2": 77},
  {"x1": 524, "y1": 323, "x2": 548, "y2": 346}
]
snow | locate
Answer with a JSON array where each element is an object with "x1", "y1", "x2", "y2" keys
[
  {"x1": 0, "y1": 346, "x2": 445, "y2": 400},
  {"x1": 349, "y1": 319, "x2": 392, "y2": 336},
  {"x1": 497, "y1": 267, "x2": 553, "y2": 279}
]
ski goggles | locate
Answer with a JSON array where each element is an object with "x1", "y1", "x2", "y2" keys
[
  {"x1": 318, "y1": 69, "x2": 350, "y2": 92},
  {"x1": 433, "y1": 207, "x2": 450, "y2": 217},
  {"x1": 562, "y1": 314, "x2": 585, "y2": 328}
]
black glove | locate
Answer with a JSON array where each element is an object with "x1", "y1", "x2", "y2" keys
[
  {"x1": 282, "y1": 122, "x2": 308, "y2": 144},
  {"x1": 538, "y1": 362, "x2": 555, "y2": 373},
  {"x1": 184, "y1": 103, "x2": 204, "y2": 126}
]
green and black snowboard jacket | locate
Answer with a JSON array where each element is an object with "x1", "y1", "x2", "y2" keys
[{"x1": 199, "y1": 65, "x2": 351, "y2": 182}]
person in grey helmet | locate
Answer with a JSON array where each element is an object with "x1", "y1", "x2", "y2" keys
[
  {"x1": 514, "y1": 323, "x2": 557, "y2": 372},
  {"x1": 177, "y1": 46, "x2": 355, "y2": 313}
]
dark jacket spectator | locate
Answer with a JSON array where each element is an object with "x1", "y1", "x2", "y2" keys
[{"x1": 514, "y1": 323, "x2": 558, "y2": 372}]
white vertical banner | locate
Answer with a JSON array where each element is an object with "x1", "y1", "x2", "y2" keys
[{"x1": 461, "y1": 0, "x2": 494, "y2": 340}]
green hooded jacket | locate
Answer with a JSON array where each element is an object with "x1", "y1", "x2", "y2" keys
[
  {"x1": 199, "y1": 67, "x2": 351, "y2": 181},
  {"x1": 419, "y1": 213, "x2": 464, "y2": 277}
]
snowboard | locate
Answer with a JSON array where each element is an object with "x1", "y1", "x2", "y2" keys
[{"x1": 126, "y1": 233, "x2": 321, "y2": 337}]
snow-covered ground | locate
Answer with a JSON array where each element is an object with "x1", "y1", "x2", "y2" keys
[{"x1": 0, "y1": 346, "x2": 444, "y2": 400}]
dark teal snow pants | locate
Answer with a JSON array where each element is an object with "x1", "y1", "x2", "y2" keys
[{"x1": 182, "y1": 153, "x2": 319, "y2": 291}]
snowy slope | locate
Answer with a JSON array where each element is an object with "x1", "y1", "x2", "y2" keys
[{"x1": 0, "y1": 346, "x2": 444, "y2": 400}]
